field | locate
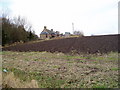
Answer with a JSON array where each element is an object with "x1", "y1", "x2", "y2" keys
[
  {"x1": 2, "y1": 34, "x2": 119, "y2": 88},
  {"x1": 3, "y1": 34, "x2": 119, "y2": 54},
  {"x1": 2, "y1": 51, "x2": 119, "y2": 88}
]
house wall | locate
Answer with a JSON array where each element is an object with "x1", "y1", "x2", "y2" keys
[
  {"x1": 65, "y1": 34, "x2": 70, "y2": 37},
  {"x1": 40, "y1": 34, "x2": 51, "y2": 39},
  {"x1": 40, "y1": 35, "x2": 46, "y2": 39}
]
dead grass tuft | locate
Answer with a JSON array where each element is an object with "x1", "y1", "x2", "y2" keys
[
  {"x1": 3, "y1": 72, "x2": 39, "y2": 88},
  {"x1": 0, "y1": 72, "x2": 2, "y2": 88}
]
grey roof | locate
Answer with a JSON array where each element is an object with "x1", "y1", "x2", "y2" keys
[
  {"x1": 40, "y1": 28, "x2": 58, "y2": 35},
  {"x1": 41, "y1": 30, "x2": 56, "y2": 35},
  {"x1": 65, "y1": 32, "x2": 70, "y2": 34},
  {"x1": 41, "y1": 32, "x2": 49, "y2": 34},
  {"x1": 51, "y1": 32, "x2": 56, "y2": 35},
  {"x1": 46, "y1": 30, "x2": 55, "y2": 34}
]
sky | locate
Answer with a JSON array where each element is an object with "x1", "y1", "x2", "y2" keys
[{"x1": 0, "y1": 0, "x2": 119, "y2": 37}]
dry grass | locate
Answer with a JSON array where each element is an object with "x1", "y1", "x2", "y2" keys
[
  {"x1": 3, "y1": 72, "x2": 38, "y2": 88},
  {"x1": 2, "y1": 51, "x2": 119, "y2": 88},
  {"x1": 0, "y1": 72, "x2": 2, "y2": 89}
]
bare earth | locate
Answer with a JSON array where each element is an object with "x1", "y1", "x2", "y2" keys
[{"x1": 3, "y1": 34, "x2": 119, "y2": 54}]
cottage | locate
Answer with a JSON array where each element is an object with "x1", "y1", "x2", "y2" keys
[
  {"x1": 40, "y1": 26, "x2": 60, "y2": 39},
  {"x1": 65, "y1": 32, "x2": 71, "y2": 37}
]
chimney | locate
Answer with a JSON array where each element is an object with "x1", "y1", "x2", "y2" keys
[
  {"x1": 44, "y1": 26, "x2": 47, "y2": 29},
  {"x1": 51, "y1": 29, "x2": 53, "y2": 32}
]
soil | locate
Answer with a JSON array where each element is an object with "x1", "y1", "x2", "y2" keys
[{"x1": 2, "y1": 34, "x2": 120, "y2": 54}]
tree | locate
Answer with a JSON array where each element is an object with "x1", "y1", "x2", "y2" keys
[
  {"x1": 73, "y1": 30, "x2": 84, "y2": 36},
  {"x1": 2, "y1": 13, "x2": 38, "y2": 46},
  {"x1": 2, "y1": 16, "x2": 13, "y2": 45}
]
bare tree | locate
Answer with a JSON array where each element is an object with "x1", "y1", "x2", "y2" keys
[
  {"x1": 2, "y1": 13, "x2": 38, "y2": 46},
  {"x1": 73, "y1": 30, "x2": 84, "y2": 36}
]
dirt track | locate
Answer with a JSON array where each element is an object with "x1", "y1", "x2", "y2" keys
[{"x1": 3, "y1": 34, "x2": 120, "y2": 54}]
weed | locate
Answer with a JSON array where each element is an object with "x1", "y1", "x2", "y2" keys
[
  {"x1": 93, "y1": 61, "x2": 97, "y2": 63},
  {"x1": 65, "y1": 55, "x2": 84, "y2": 60},
  {"x1": 85, "y1": 56, "x2": 91, "y2": 59},
  {"x1": 34, "y1": 58, "x2": 39, "y2": 61},
  {"x1": 92, "y1": 85, "x2": 107, "y2": 88},
  {"x1": 78, "y1": 60, "x2": 86, "y2": 63},
  {"x1": 41, "y1": 59, "x2": 47, "y2": 62},
  {"x1": 2, "y1": 51, "x2": 10, "y2": 55},
  {"x1": 25, "y1": 58, "x2": 29, "y2": 61},
  {"x1": 52, "y1": 65, "x2": 60, "y2": 68},
  {"x1": 0, "y1": 52, "x2": 2, "y2": 55},
  {"x1": 67, "y1": 61, "x2": 74, "y2": 63}
]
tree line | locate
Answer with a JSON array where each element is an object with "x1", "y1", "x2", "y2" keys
[{"x1": 2, "y1": 14, "x2": 38, "y2": 46}]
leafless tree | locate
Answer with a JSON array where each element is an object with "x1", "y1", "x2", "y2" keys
[{"x1": 73, "y1": 30, "x2": 84, "y2": 36}]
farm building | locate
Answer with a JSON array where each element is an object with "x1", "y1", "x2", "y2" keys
[
  {"x1": 65, "y1": 32, "x2": 71, "y2": 37},
  {"x1": 40, "y1": 26, "x2": 60, "y2": 39}
]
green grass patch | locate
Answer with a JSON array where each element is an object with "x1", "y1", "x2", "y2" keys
[
  {"x1": 0, "y1": 51, "x2": 2, "y2": 55},
  {"x1": 111, "y1": 68, "x2": 119, "y2": 71},
  {"x1": 67, "y1": 61, "x2": 74, "y2": 63},
  {"x1": 2, "y1": 51, "x2": 11, "y2": 55},
  {"x1": 24, "y1": 58, "x2": 29, "y2": 61},
  {"x1": 92, "y1": 85, "x2": 107, "y2": 88},
  {"x1": 41, "y1": 59, "x2": 47, "y2": 62},
  {"x1": 77, "y1": 60, "x2": 86, "y2": 63},
  {"x1": 64, "y1": 55, "x2": 90, "y2": 60},
  {"x1": 93, "y1": 61, "x2": 98, "y2": 63},
  {"x1": 52, "y1": 65, "x2": 60, "y2": 68},
  {"x1": 108, "y1": 57, "x2": 118, "y2": 60},
  {"x1": 34, "y1": 58, "x2": 39, "y2": 61}
]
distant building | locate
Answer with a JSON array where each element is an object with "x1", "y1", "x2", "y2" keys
[
  {"x1": 40, "y1": 26, "x2": 60, "y2": 39},
  {"x1": 65, "y1": 32, "x2": 71, "y2": 37}
]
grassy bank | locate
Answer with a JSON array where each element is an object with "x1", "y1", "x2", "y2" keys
[{"x1": 2, "y1": 51, "x2": 119, "y2": 88}]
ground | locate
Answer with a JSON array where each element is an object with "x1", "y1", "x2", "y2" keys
[
  {"x1": 3, "y1": 34, "x2": 119, "y2": 54},
  {"x1": 2, "y1": 51, "x2": 119, "y2": 88}
]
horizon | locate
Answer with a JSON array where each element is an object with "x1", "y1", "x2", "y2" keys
[{"x1": 0, "y1": 0, "x2": 119, "y2": 37}]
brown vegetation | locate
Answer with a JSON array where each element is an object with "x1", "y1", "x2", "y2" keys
[{"x1": 2, "y1": 72, "x2": 38, "y2": 88}]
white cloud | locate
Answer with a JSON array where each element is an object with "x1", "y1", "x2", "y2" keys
[{"x1": 5, "y1": 0, "x2": 119, "y2": 36}]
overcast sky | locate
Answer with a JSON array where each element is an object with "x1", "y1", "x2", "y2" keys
[{"x1": 0, "y1": 0, "x2": 119, "y2": 36}]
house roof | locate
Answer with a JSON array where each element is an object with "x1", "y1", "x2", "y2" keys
[
  {"x1": 41, "y1": 29, "x2": 56, "y2": 35},
  {"x1": 40, "y1": 26, "x2": 58, "y2": 35},
  {"x1": 41, "y1": 32, "x2": 49, "y2": 34},
  {"x1": 65, "y1": 32, "x2": 70, "y2": 34}
]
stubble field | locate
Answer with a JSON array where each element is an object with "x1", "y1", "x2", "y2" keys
[{"x1": 2, "y1": 51, "x2": 119, "y2": 88}]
